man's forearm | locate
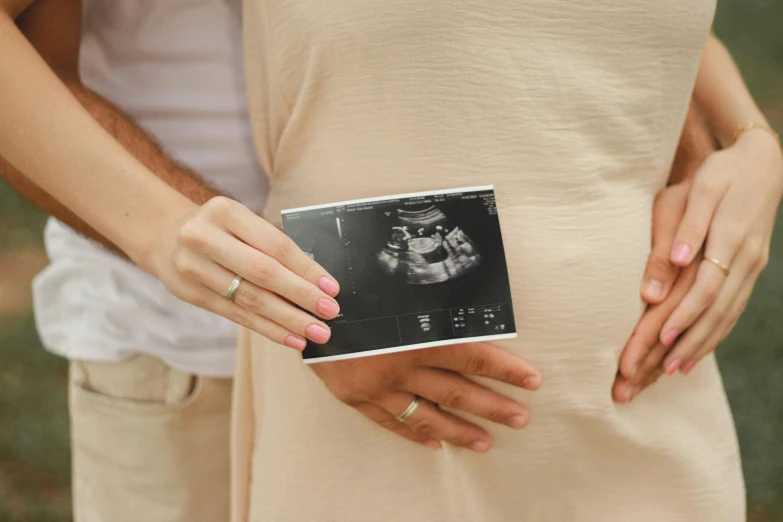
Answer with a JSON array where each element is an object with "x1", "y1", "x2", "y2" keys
[
  {"x1": 0, "y1": 81, "x2": 220, "y2": 255},
  {"x1": 0, "y1": 6, "x2": 200, "y2": 271}
]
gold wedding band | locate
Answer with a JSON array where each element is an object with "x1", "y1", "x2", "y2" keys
[
  {"x1": 704, "y1": 257, "x2": 730, "y2": 277},
  {"x1": 396, "y1": 396, "x2": 420, "y2": 423},
  {"x1": 226, "y1": 275, "x2": 243, "y2": 302}
]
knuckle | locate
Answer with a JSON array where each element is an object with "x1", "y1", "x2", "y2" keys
[
  {"x1": 759, "y1": 248, "x2": 770, "y2": 269},
  {"x1": 500, "y1": 366, "x2": 521, "y2": 386},
  {"x1": 701, "y1": 280, "x2": 721, "y2": 303},
  {"x1": 174, "y1": 255, "x2": 199, "y2": 280},
  {"x1": 268, "y1": 236, "x2": 295, "y2": 261},
  {"x1": 485, "y1": 408, "x2": 509, "y2": 423},
  {"x1": 249, "y1": 259, "x2": 276, "y2": 283},
  {"x1": 693, "y1": 174, "x2": 723, "y2": 201},
  {"x1": 441, "y1": 387, "x2": 467, "y2": 410},
  {"x1": 180, "y1": 286, "x2": 206, "y2": 308},
  {"x1": 377, "y1": 417, "x2": 400, "y2": 431},
  {"x1": 747, "y1": 240, "x2": 770, "y2": 269},
  {"x1": 231, "y1": 310, "x2": 254, "y2": 329},
  {"x1": 178, "y1": 220, "x2": 207, "y2": 250},
  {"x1": 647, "y1": 254, "x2": 674, "y2": 277},
  {"x1": 678, "y1": 221, "x2": 703, "y2": 243},
  {"x1": 329, "y1": 384, "x2": 362, "y2": 406},
  {"x1": 464, "y1": 353, "x2": 491, "y2": 375},
  {"x1": 239, "y1": 289, "x2": 263, "y2": 313},
  {"x1": 408, "y1": 418, "x2": 434, "y2": 437},
  {"x1": 292, "y1": 282, "x2": 317, "y2": 306},
  {"x1": 203, "y1": 196, "x2": 234, "y2": 218},
  {"x1": 722, "y1": 225, "x2": 745, "y2": 251},
  {"x1": 302, "y1": 261, "x2": 323, "y2": 284}
]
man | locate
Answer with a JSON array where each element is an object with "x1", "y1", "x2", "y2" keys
[
  {"x1": 1, "y1": 0, "x2": 265, "y2": 520},
  {"x1": 0, "y1": 0, "x2": 716, "y2": 519}
]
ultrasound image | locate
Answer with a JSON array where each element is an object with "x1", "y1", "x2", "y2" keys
[
  {"x1": 376, "y1": 206, "x2": 481, "y2": 284},
  {"x1": 281, "y1": 187, "x2": 516, "y2": 362}
]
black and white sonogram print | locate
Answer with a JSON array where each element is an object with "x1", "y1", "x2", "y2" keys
[{"x1": 281, "y1": 186, "x2": 516, "y2": 362}]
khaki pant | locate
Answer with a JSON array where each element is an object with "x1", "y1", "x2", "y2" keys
[{"x1": 69, "y1": 355, "x2": 232, "y2": 522}]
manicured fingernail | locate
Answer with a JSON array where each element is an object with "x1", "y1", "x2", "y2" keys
[
  {"x1": 665, "y1": 357, "x2": 683, "y2": 375},
  {"x1": 506, "y1": 415, "x2": 528, "y2": 429},
  {"x1": 671, "y1": 243, "x2": 692, "y2": 264},
  {"x1": 316, "y1": 298, "x2": 340, "y2": 318},
  {"x1": 681, "y1": 361, "x2": 698, "y2": 375},
  {"x1": 424, "y1": 439, "x2": 442, "y2": 450},
  {"x1": 318, "y1": 276, "x2": 340, "y2": 296},
  {"x1": 284, "y1": 335, "x2": 307, "y2": 351},
  {"x1": 629, "y1": 363, "x2": 640, "y2": 378},
  {"x1": 623, "y1": 387, "x2": 634, "y2": 402},
  {"x1": 470, "y1": 440, "x2": 490, "y2": 453},
  {"x1": 643, "y1": 279, "x2": 664, "y2": 301},
  {"x1": 305, "y1": 324, "x2": 331, "y2": 344},
  {"x1": 522, "y1": 375, "x2": 541, "y2": 390},
  {"x1": 662, "y1": 328, "x2": 680, "y2": 347}
]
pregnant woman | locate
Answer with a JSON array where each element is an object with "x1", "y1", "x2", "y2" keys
[
  {"x1": 229, "y1": 1, "x2": 780, "y2": 520},
  {"x1": 1, "y1": 0, "x2": 781, "y2": 521}
]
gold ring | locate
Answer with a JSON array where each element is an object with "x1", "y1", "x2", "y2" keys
[
  {"x1": 703, "y1": 257, "x2": 730, "y2": 277},
  {"x1": 396, "y1": 396, "x2": 420, "y2": 423}
]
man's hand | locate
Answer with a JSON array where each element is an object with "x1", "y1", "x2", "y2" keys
[
  {"x1": 613, "y1": 100, "x2": 716, "y2": 402},
  {"x1": 310, "y1": 343, "x2": 541, "y2": 452}
]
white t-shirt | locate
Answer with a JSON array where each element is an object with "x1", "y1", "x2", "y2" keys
[{"x1": 32, "y1": 0, "x2": 266, "y2": 377}]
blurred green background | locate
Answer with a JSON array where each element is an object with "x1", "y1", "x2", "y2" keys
[{"x1": 1, "y1": 1, "x2": 782, "y2": 520}]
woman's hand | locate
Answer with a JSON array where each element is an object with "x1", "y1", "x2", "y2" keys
[
  {"x1": 613, "y1": 181, "x2": 698, "y2": 401},
  {"x1": 310, "y1": 343, "x2": 542, "y2": 452},
  {"x1": 656, "y1": 132, "x2": 783, "y2": 374},
  {"x1": 149, "y1": 196, "x2": 342, "y2": 351},
  {"x1": 622, "y1": 131, "x2": 783, "y2": 386}
]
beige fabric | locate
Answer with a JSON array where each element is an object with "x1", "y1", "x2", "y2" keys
[
  {"x1": 69, "y1": 355, "x2": 232, "y2": 522},
  {"x1": 234, "y1": 0, "x2": 745, "y2": 520}
]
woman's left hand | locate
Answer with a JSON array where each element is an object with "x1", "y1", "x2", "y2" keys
[{"x1": 635, "y1": 130, "x2": 783, "y2": 380}]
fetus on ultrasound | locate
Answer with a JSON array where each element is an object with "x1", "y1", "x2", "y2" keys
[{"x1": 377, "y1": 206, "x2": 481, "y2": 284}]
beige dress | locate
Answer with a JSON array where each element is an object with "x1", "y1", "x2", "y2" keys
[{"x1": 233, "y1": 0, "x2": 745, "y2": 520}]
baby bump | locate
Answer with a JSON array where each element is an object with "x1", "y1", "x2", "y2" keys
[{"x1": 492, "y1": 194, "x2": 653, "y2": 410}]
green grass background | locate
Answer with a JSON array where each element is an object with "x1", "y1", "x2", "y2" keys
[{"x1": 0, "y1": 1, "x2": 781, "y2": 520}]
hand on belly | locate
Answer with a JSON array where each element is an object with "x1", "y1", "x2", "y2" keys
[{"x1": 308, "y1": 342, "x2": 542, "y2": 452}]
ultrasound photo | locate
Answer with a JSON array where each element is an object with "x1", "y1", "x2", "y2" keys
[{"x1": 281, "y1": 186, "x2": 516, "y2": 363}]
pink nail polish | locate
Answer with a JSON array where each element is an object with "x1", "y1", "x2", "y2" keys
[
  {"x1": 316, "y1": 298, "x2": 340, "y2": 318},
  {"x1": 318, "y1": 276, "x2": 340, "y2": 296},
  {"x1": 671, "y1": 243, "x2": 692, "y2": 265},
  {"x1": 284, "y1": 335, "x2": 307, "y2": 351},
  {"x1": 305, "y1": 324, "x2": 331, "y2": 344},
  {"x1": 665, "y1": 357, "x2": 683, "y2": 375},
  {"x1": 681, "y1": 361, "x2": 698, "y2": 375},
  {"x1": 662, "y1": 328, "x2": 680, "y2": 347}
]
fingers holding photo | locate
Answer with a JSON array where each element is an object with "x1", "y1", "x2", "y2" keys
[{"x1": 156, "y1": 196, "x2": 342, "y2": 349}]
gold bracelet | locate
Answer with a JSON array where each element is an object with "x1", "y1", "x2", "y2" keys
[{"x1": 731, "y1": 122, "x2": 781, "y2": 148}]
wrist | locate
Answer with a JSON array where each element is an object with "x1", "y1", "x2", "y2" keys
[
  {"x1": 733, "y1": 127, "x2": 783, "y2": 167},
  {"x1": 134, "y1": 195, "x2": 199, "y2": 277}
]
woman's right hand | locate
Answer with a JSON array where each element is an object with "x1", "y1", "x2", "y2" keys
[
  {"x1": 148, "y1": 196, "x2": 342, "y2": 351},
  {"x1": 310, "y1": 342, "x2": 542, "y2": 452}
]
